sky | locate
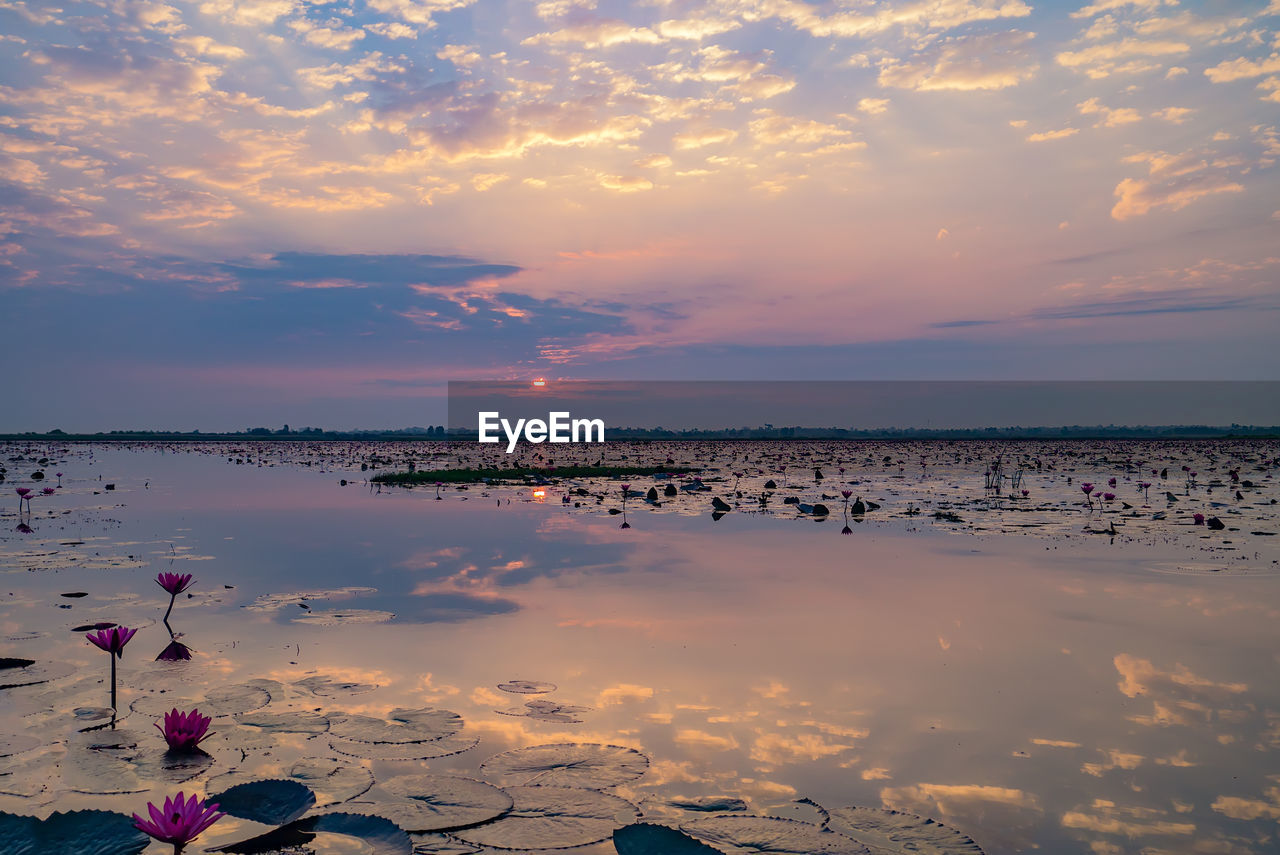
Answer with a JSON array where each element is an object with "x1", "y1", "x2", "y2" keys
[{"x1": 1, "y1": 0, "x2": 1279, "y2": 430}]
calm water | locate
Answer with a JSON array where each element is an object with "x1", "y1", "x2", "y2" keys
[{"x1": 2, "y1": 442, "x2": 1279, "y2": 854}]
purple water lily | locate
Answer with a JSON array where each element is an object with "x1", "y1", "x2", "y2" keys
[
  {"x1": 87, "y1": 625, "x2": 137, "y2": 712},
  {"x1": 156, "y1": 708, "x2": 213, "y2": 752},
  {"x1": 133, "y1": 792, "x2": 225, "y2": 855}
]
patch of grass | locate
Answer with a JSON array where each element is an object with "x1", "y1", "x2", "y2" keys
[{"x1": 371, "y1": 465, "x2": 699, "y2": 485}]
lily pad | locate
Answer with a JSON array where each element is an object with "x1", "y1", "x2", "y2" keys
[
  {"x1": 367, "y1": 774, "x2": 514, "y2": 831},
  {"x1": 496, "y1": 699, "x2": 592, "y2": 723},
  {"x1": 292, "y1": 608, "x2": 395, "y2": 626},
  {"x1": 681, "y1": 815, "x2": 871, "y2": 854},
  {"x1": 330, "y1": 733, "x2": 479, "y2": 761},
  {"x1": 0, "y1": 661, "x2": 75, "y2": 691},
  {"x1": 497, "y1": 680, "x2": 557, "y2": 694},
  {"x1": 208, "y1": 757, "x2": 375, "y2": 808},
  {"x1": 131, "y1": 682, "x2": 271, "y2": 718},
  {"x1": 615, "y1": 823, "x2": 722, "y2": 854},
  {"x1": 234, "y1": 711, "x2": 330, "y2": 734},
  {"x1": 330, "y1": 708, "x2": 463, "y2": 744},
  {"x1": 479, "y1": 743, "x2": 649, "y2": 788},
  {"x1": 450, "y1": 786, "x2": 639, "y2": 850},
  {"x1": 825, "y1": 807, "x2": 985, "y2": 855},
  {"x1": 0, "y1": 809, "x2": 150, "y2": 855},
  {"x1": 294, "y1": 675, "x2": 378, "y2": 697},
  {"x1": 0, "y1": 734, "x2": 41, "y2": 758},
  {"x1": 63, "y1": 729, "x2": 215, "y2": 794},
  {"x1": 210, "y1": 779, "x2": 317, "y2": 826},
  {"x1": 215, "y1": 812, "x2": 411, "y2": 854},
  {"x1": 408, "y1": 832, "x2": 485, "y2": 853}
]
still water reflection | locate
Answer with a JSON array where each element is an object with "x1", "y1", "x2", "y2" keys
[{"x1": 1, "y1": 446, "x2": 1278, "y2": 854}]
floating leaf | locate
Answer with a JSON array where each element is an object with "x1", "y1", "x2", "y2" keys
[
  {"x1": 825, "y1": 807, "x2": 985, "y2": 855},
  {"x1": 0, "y1": 661, "x2": 75, "y2": 691},
  {"x1": 615, "y1": 823, "x2": 722, "y2": 854},
  {"x1": 408, "y1": 832, "x2": 484, "y2": 853},
  {"x1": 330, "y1": 708, "x2": 463, "y2": 744},
  {"x1": 495, "y1": 699, "x2": 592, "y2": 723},
  {"x1": 497, "y1": 680, "x2": 557, "y2": 694},
  {"x1": 330, "y1": 733, "x2": 478, "y2": 761},
  {"x1": 292, "y1": 608, "x2": 395, "y2": 626},
  {"x1": 0, "y1": 734, "x2": 41, "y2": 758},
  {"x1": 245, "y1": 587, "x2": 378, "y2": 613},
  {"x1": 0, "y1": 809, "x2": 150, "y2": 855},
  {"x1": 666, "y1": 796, "x2": 750, "y2": 813},
  {"x1": 766, "y1": 798, "x2": 830, "y2": 827},
  {"x1": 365, "y1": 774, "x2": 514, "y2": 832},
  {"x1": 131, "y1": 682, "x2": 270, "y2": 718},
  {"x1": 450, "y1": 786, "x2": 639, "y2": 850},
  {"x1": 294, "y1": 675, "x2": 378, "y2": 697},
  {"x1": 480, "y1": 743, "x2": 649, "y2": 789},
  {"x1": 234, "y1": 711, "x2": 330, "y2": 734},
  {"x1": 208, "y1": 757, "x2": 374, "y2": 808},
  {"x1": 681, "y1": 816, "x2": 870, "y2": 854},
  {"x1": 63, "y1": 728, "x2": 215, "y2": 794},
  {"x1": 211, "y1": 779, "x2": 316, "y2": 826},
  {"x1": 215, "y1": 812, "x2": 411, "y2": 854}
]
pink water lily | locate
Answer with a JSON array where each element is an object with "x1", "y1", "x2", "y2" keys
[
  {"x1": 156, "y1": 572, "x2": 194, "y2": 596},
  {"x1": 87, "y1": 625, "x2": 137, "y2": 657},
  {"x1": 156, "y1": 708, "x2": 213, "y2": 752},
  {"x1": 1193, "y1": 513, "x2": 1205, "y2": 525},
  {"x1": 132, "y1": 792, "x2": 225, "y2": 854},
  {"x1": 87, "y1": 625, "x2": 137, "y2": 712}
]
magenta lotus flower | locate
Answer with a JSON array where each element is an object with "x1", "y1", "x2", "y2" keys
[
  {"x1": 87, "y1": 625, "x2": 137, "y2": 712},
  {"x1": 156, "y1": 708, "x2": 213, "y2": 752},
  {"x1": 157, "y1": 572, "x2": 195, "y2": 596},
  {"x1": 620, "y1": 483, "x2": 631, "y2": 492},
  {"x1": 1081, "y1": 483, "x2": 1094, "y2": 495},
  {"x1": 1108, "y1": 478, "x2": 1117, "y2": 487},
  {"x1": 841, "y1": 490, "x2": 852, "y2": 499},
  {"x1": 1193, "y1": 513, "x2": 1205, "y2": 525},
  {"x1": 1021, "y1": 489, "x2": 1029, "y2": 497},
  {"x1": 133, "y1": 792, "x2": 225, "y2": 854},
  {"x1": 87, "y1": 625, "x2": 138, "y2": 657},
  {"x1": 841, "y1": 524, "x2": 853, "y2": 535},
  {"x1": 15, "y1": 487, "x2": 30, "y2": 496},
  {"x1": 1103, "y1": 492, "x2": 1115, "y2": 501}
]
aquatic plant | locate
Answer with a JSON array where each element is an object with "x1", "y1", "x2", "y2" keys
[
  {"x1": 156, "y1": 571, "x2": 194, "y2": 626},
  {"x1": 86, "y1": 625, "x2": 137, "y2": 713},
  {"x1": 132, "y1": 792, "x2": 224, "y2": 855},
  {"x1": 15, "y1": 486, "x2": 30, "y2": 511},
  {"x1": 156, "y1": 708, "x2": 213, "y2": 752},
  {"x1": 1081, "y1": 483, "x2": 1095, "y2": 509}
]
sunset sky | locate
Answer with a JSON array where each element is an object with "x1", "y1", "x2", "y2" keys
[{"x1": 2, "y1": 0, "x2": 1279, "y2": 430}]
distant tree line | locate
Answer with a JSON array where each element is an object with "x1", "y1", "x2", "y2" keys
[{"x1": 7, "y1": 424, "x2": 1278, "y2": 441}]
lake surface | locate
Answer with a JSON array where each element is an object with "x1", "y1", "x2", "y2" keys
[{"x1": 2, "y1": 441, "x2": 1278, "y2": 854}]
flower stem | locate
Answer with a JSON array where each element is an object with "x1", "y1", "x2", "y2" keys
[{"x1": 109, "y1": 654, "x2": 117, "y2": 715}]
